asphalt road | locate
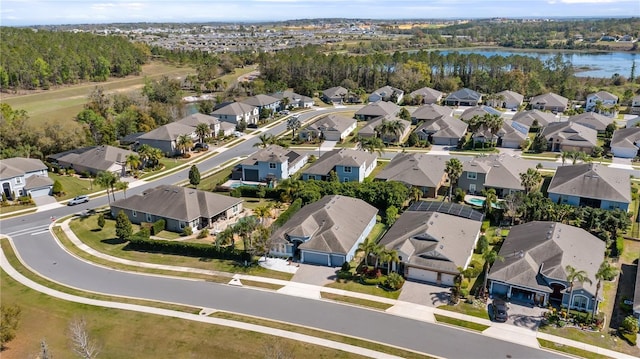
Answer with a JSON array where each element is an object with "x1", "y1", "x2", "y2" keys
[{"x1": 1, "y1": 107, "x2": 570, "y2": 359}]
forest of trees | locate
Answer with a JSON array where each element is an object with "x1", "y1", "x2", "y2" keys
[{"x1": 0, "y1": 28, "x2": 149, "y2": 91}]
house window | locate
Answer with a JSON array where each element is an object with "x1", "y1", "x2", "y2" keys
[
  {"x1": 467, "y1": 172, "x2": 477, "y2": 180},
  {"x1": 572, "y1": 295, "x2": 588, "y2": 310},
  {"x1": 146, "y1": 213, "x2": 152, "y2": 222},
  {"x1": 308, "y1": 175, "x2": 315, "y2": 180},
  {"x1": 344, "y1": 166, "x2": 352, "y2": 173},
  {"x1": 343, "y1": 177, "x2": 349, "y2": 183},
  {"x1": 269, "y1": 163, "x2": 276, "y2": 169},
  {"x1": 469, "y1": 184, "x2": 476, "y2": 193},
  {"x1": 132, "y1": 210, "x2": 137, "y2": 217},
  {"x1": 180, "y1": 222, "x2": 185, "y2": 229},
  {"x1": 15, "y1": 177, "x2": 22, "y2": 184}
]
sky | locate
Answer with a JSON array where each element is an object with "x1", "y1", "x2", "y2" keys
[{"x1": 1, "y1": 0, "x2": 639, "y2": 26}]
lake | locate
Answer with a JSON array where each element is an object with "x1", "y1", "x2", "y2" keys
[{"x1": 433, "y1": 48, "x2": 639, "y2": 78}]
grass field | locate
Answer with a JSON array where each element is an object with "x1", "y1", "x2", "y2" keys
[
  {"x1": 1, "y1": 62, "x2": 195, "y2": 127},
  {"x1": 433, "y1": 314, "x2": 489, "y2": 332},
  {"x1": 0, "y1": 269, "x2": 363, "y2": 359},
  {"x1": 325, "y1": 279, "x2": 401, "y2": 300}
]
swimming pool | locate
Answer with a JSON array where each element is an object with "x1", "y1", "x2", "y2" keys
[
  {"x1": 467, "y1": 197, "x2": 485, "y2": 206},
  {"x1": 229, "y1": 182, "x2": 258, "y2": 189}
]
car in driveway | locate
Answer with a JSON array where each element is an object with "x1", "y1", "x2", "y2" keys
[
  {"x1": 492, "y1": 299, "x2": 509, "y2": 322},
  {"x1": 68, "y1": 195, "x2": 89, "y2": 206},
  {"x1": 192, "y1": 142, "x2": 209, "y2": 151}
]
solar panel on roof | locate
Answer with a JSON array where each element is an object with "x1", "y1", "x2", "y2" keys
[{"x1": 408, "y1": 201, "x2": 484, "y2": 221}]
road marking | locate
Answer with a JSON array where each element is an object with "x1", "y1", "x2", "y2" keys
[
  {"x1": 31, "y1": 230, "x2": 51, "y2": 236},
  {"x1": 4, "y1": 225, "x2": 50, "y2": 237}
]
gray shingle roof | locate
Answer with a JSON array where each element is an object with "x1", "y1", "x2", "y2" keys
[
  {"x1": 409, "y1": 87, "x2": 443, "y2": 102},
  {"x1": 497, "y1": 119, "x2": 529, "y2": 143},
  {"x1": 322, "y1": 86, "x2": 348, "y2": 99},
  {"x1": 569, "y1": 112, "x2": 614, "y2": 132},
  {"x1": 242, "y1": 94, "x2": 280, "y2": 107},
  {"x1": 303, "y1": 148, "x2": 377, "y2": 177},
  {"x1": 530, "y1": 92, "x2": 569, "y2": 109},
  {"x1": 111, "y1": 184, "x2": 242, "y2": 222},
  {"x1": 355, "y1": 101, "x2": 399, "y2": 117},
  {"x1": 379, "y1": 211, "x2": 481, "y2": 273},
  {"x1": 488, "y1": 222, "x2": 604, "y2": 296},
  {"x1": 272, "y1": 195, "x2": 377, "y2": 255},
  {"x1": 358, "y1": 116, "x2": 410, "y2": 140},
  {"x1": 495, "y1": 90, "x2": 524, "y2": 105},
  {"x1": 611, "y1": 127, "x2": 640, "y2": 150},
  {"x1": 415, "y1": 115, "x2": 468, "y2": 140},
  {"x1": 588, "y1": 91, "x2": 618, "y2": 102},
  {"x1": 0, "y1": 158, "x2": 47, "y2": 179},
  {"x1": 411, "y1": 104, "x2": 454, "y2": 121},
  {"x1": 176, "y1": 113, "x2": 220, "y2": 127},
  {"x1": 138, "y1": 122, "x2": 196, "y2": 141},
  {"x1": 464, "y1": 154, "x2": 533, "y2": 191},
  {"x1": 445, "y1": 88, "x2": 481, "y2": 102},
  {"x1": 24, "y1": 175, "x2": 53, "y2": 190},
  {"x1": 548, "y1": 163, "x2": 631, "y2": 203},
  {"x1": 375, "y1": 153, "x2": 447, "y2": 188},
  {"x1": 49, "y1": 146, "x2": 134, "y2": 172},
  {"x1": 212, "y1": 102, "x2": 256, "y2": 116},
  {"x1": 240, "y1": 145, "x2": 304, "y2": 167},
  {"x1": 307, "y1": 114, "x2": 356, "y2": 134},
  {"x1": 459, "y1": 105, "x2": 501, "y2": 122},
  {"x1": 511, "y1": 110, "x2": 557, "y2": 127},
  {"x1": 541, "y1": 122, "x2": 598, "y2": 148}
]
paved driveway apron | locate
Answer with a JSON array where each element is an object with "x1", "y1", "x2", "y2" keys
[
  {"x1": 290, "y1": 263, "x2": 339, "y2": 286},
  {"x1": 398, "y1": 280, "x2": 451, "y2": 307}
]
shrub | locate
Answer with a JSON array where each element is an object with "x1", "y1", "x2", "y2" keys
[
  {"x1": 126, "y1": 237, "x2": 242, "y2": 260},
  {"x1": 384, "y1": 272, "x2": 405, "y2": 291},
  {"x1": 460, "y1": 288, "x2": 470, "y2": 297},
  {"x1": 272, "y1": 198, "x2": 302, "y2": 228},
  {"x1": 115, "y1": 210, "x2": 133, "y2": 241},
  {"x1": 230, "y1": 188, "x2": 242, "y2": 198},
  {"x1": 465, "y1": 266, "x2": 481, "y2": 278},
  {"x1": 475, "y1": 235, "x2": 489, "y2": 254},
  {"x1": 52, "y1": 180, "x2": 63, "y2": 196},
  {"x1": 197, "y1": 228, "x2": 210, "y2": 239},
  {"x1": 622, "y1": 315, "x2": 639, "y2": 334},
  {"x1": 481, "y1": 220, "x2": 490, "y2": 233},
  {"x1": 151, "y1": 219, "x2": 165, "y2": 235},
  {"x1": 97, "y1": 214, "x2": 105, "y2": 230},
  {"x1": 67, "y1": 168, "x2": 76, "y2": 176},
  {"x1": 469, "y1": 260, "x2": 482, "y2": 269},
  {"x1": 454, "y1": 188, "x2": 465, "y2": 203},
  {"x1": 620, "y1": 331, "x2": 637, "y2": 346},
  {"x1": 182, "y1": 226, "x2": 193, "y2": 236},
  {"x1": 136, "y1": 227, "x2": 151, "y2": 239},
  {"x1": 615, "y1": 236, "x2": 624, "y2": 256},
  {"x1": 341, "y1": 261, "x2": 351, "y2": 272},
  {"x1": 337, "y1": 271, "x2": 352, "y2": 280}
]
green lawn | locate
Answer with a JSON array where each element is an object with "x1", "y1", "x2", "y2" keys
[
  {"x1": 537, "y1": 339, "x2": 609, "y2": 359},
  {"x1": 49, "y1": 172, "x2": 99, "y2": 200},
  {"x1": 68, "y1": 214, "x2": 293, "y2": 280},
  {"x1": 434, "y1": 314, "x2": 489, "y2": 331},
  {"x1": 366, "y1": 161, "x2": 389, "y2": 180},
  {"x1": 437, "y1": 302, "x2": 490, "y2": 320},
  {"x1": 0, "y1": 269, "x2": 359, "y2": 359},
  {"x1": 321, "y1": 292, "x2": 393, "y2": 310},
  {"x1": 153, "y1": 230, "x2": 182, "y2": 240},
  {"x1": 539, "y1": 326, "x2": 640, "y2": 357},
  {"x1": 197, "y1": 167, "x2": 233, "y2": 191},
  {"x1": 0, "y1": 203, "x2": 36, "y2": 215},
  {"x1": 366, "y1": 223, "x2": 387, "y2": 243},
  {"x1": 325, "y1": 280, "x2": 401, "y2": 300}
]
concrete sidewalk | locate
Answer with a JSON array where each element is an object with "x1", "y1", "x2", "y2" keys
[{"x1": 55, "y1": 219, "x2": 639, "y2": 359}]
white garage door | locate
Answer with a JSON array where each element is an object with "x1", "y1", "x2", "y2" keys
[
  {"x1": 441, "y1": 274, "x2": 456, "y2": 286},
  {"x1": 407, "y1": 267, "x2": 437, "y2": 283},
  {"x1": 28, "y1": 187, "x2": 51, "y2": 198}
]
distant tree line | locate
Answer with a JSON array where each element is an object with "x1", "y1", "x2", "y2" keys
[{"x1": 0, "y1": 28, "x2": 148, "y2": 91}]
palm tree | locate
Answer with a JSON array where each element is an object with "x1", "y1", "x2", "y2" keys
[
  {"x1": 378, "y1": 247, "x2": 400, "y2": 273},
  {"x1": 176, "y1": 134, "x2": 193, "y2": 155},
  {"x1": 115, "y1": 180, "x2": 129, "y2": 199},
  {"x1": 253, "y1": 205, "x2": 272, "y2": 225},
  {"x1": 482, "y1": 248, "x2": 503, "y2": 292},
  {"x1": 278, "y1": 178, "x2": 302, "y2": 203},
  {"x1": 565, "y1": 265, "x2": 593, "y2": 312},
  {"x1": 286, "y1": 116, "x2": 301, "y2": 140},
  {"x1": 147, "y1": 147, "x2": 163, "y2": 168},
  {"x1": 375, "y1": 119, "x2": 405, "y2": 144},
  {"x1": 485, "y1": 114, "x2": 503, "y2": 147},
  {"x1": 359, "y1": 137, "x2": 385, "y2": 156},
  {"x1": 445, "y1": 158, "x2": 463, "y2": 202},
  {"x1": 234, "y1": 216, "x2": 259, "y2": 252},
  {"x1": 592, "y1": 261, "x2": 618, "y2": 317},
  {"x1": 356, "y1": 238, "x2": 379, "y2": 267},
  {"x1": 215, "y1": 227, "x2": 235, "y2": 250},
  {"x1": 137, "y1": 144, "x2": 151, "y2": 167},
  {"x1": 254, "y1": 133, "x2": 274, "y2": 148},
  {"x1": 409, "y1": 186, "x2": 422, "y2": 203},
  {"x1": 95, "y1": 171, "x2": 117, "y2": 203},
  {"x1": 125, "y1": 154, "x2": 141, "y2": 174},
  {"x1": 560, "y1": 151, "x2": 569, "y2": 166},
  {"x1": 519, "y1": 168, "x2": 543, "y2": 194},
  {"x1": 195, "y1": 123, "x2": 211, "y2": 144},
  {"x1": 281, "y1": 96, "x2": 291, "y2": 110},
  {"x1": 482, "y1": 188, "x2": 497, "y2": 218}
]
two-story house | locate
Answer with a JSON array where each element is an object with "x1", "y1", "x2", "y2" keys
[
  {"x1": 585, "y1": 91, "x2": 618, "y2": 117},
  {"x1": 137, "y1": 122, "x2": 198, "y2": 157},
  {"x1": 458, "y1": 154, "x2": 533, "y2": 197},
  {"x1": 368, "y1": 85, "x2": 404, "y2": 104},
  {"x1": 212, "y1": 102, "x2": 259, "y2": 126},
  {"x1": 231, "y1": 145, "x2": 308, "y2": 184},
  {"x1": 0, "y1": 157, "x2": 52, "y2": 199},
  {"x1": 301, "y1": 148, "x2": 377, "y2": 183},
  {"x1": 242, "y1": 94, "x2": 281, "y2": 116}
]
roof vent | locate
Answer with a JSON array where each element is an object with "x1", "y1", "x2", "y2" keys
[{"x1": 429, "y1": 221, "x2": 434, "y2": 225}]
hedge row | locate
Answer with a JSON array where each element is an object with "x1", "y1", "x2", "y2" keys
[
  {"x1": 126, "y1": 237, "x2": 243, "y2": 261},
  {"x1": 272, "y1": 198, "x2": 302, "y2": 228},
  {"x1": 229, "y1": 186, "x2": 280, "y2": 199},
  {"x1": 151, "y1": 219, "x2": 166, "y2": 235}
]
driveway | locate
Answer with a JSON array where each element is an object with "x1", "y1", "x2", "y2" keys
[
  {"x1": 290, "y1": 263, "x2": 338, "y2": 286},
  {"x1": 398, "y1": 280, "x2": 451, "y2": 307},
  {"x1": 489, "y1": 298, "x2": 547, "y2": 330},
  {"x1": 319, "y1": 140, "x2": 338, "y2": 152}
]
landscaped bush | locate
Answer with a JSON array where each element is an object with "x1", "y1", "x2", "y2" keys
[
  {"x1": 135, "y1": 227, "x2": 151, "y2": 240},
  {"x1": 151, "y1": 219, "x2": 165, "y2": 235},
  {"x1": 615, "y1": 236, "x2": 624, "y2": 256},
  {"x1": 182, "y1": 226, "x2": 193, "y2": 236},
  {"x1": 341, "y1": 261, "x2": 351, "y2": 272},
  {"x1": 383, "y1": 272, "x2": 405, "y2": 291},
  {"x1": 360, "y1": 276, "x2": 384, "y2": 286},
  {"x1": 197, "y1": 228, "x2": 209, "y2": 239},
  {"x1": 126, "y1": 237, "x2": 242, "y2": 260},
  {"x1": 481, "y1": 220, "x2": 490, "y2": 233},
  {"x1": 621, "y1": 315, "x2": 639, "y2": 334},
  {"x1": 475, "y1": 235, "x2": 489, "y2": 254},
  {"x1": 232, "y1": 186, "x2": 279, "y2": 199},
  {"x1": 272, "y1": 198, "x2": 302, "y2": 228}
]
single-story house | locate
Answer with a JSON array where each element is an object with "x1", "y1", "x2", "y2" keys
[
  {"x1": 511, "y1": 109, "x2": 558, "y2": 129},
  {"x1": 458, "y1": 154, "x2": 532, "y2": 197},
  {"x1": 472, "y1": 119, "x2": 530, "y2": 149},
  {"x1": 242, "y1": 94, "x2": 281, "y2": 115},
  {"x1": 355, "y1": 101, "x2": 400, "y2": 121},
  {"x1": 611, "y1": 127, "x2": 640, "y2": 158},
  {"x1": 548, "y1": 163, "x2": 631, "y2": 211},
  {"x1": 0, "y1": 157, "x2": 52, "y2": 199},
  {"x1": 110, "y1": 184, "x2": 243, "y2": 233},
  {"x1": 49, "y1": 145, "x2": 134, "y2": 176},
  {"x1": 379, "y1": 209, "x2": 482, "y2": 286},
  {"x1": 321, "y1": 86, "x2": 349, "y2": 104},
  {"x1": 411, "y1": 104, "x2": 454, "y2": 124},
  {"x1": 631, "y1": 95, "x2": 640, "y2": 115},
  {"x1": 409, "y1": 87, "x2": 444, "y2": 105},
  {"x1": 301, "y1": 148, "x2": 377, "y2": 183},
  {"x1": 212, "y1": 102, "x2": 259, "y2": 126},
  {"x1": 529, "y1": 92, "x2": 569, "y2": 113},
  {"x1": 414, "y1": 114, "x2": 468, "y2": 146},
  {"x1": 568, "y1": 112, "x2": 614, "y2": 134},
  {"x1": 375, "y1": 153, "x2": 448, "y2": 198},
  {"x1": 231, "y1": 145, "x2": 308, "y2": 183},
  {"x1": 459, "y1": 105, "x2": 502, "y2": 123},
  {"x1": 358, "y1": 115, "x2": 411, "y2": 144},
  {"x1": 443, "y1": 88, "x2": 482, "y2": 107},
  {"x1": 137, "y1": 122, "x2": 198, "y2": 157},
  {"x1": 368, "y1": 85, "x2": 404, "y2": 104},
  {"x1": 487, "y1": 90, "x2": 524, "y2": 110},
  {"x1": 585, "y1": 91, "x2": 618, "y2": 116},
  {"x1": 269, "y1": 195, "x2": 377, "y2": 266},
  {"x1": 270, "y1": 91, "x2": 315, "y2": 109},
  {"x1": 489, "y1": 221, "x2": 604, "y2": 311},
  {"x1": 299, "y1": 114, "x2": 357, "y2": 142},
  {"x1": 541, "y1": 122, "x2": 597, "y2": 154}
]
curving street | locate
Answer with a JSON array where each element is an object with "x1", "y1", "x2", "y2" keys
[{"x1": 1, "y1": 107, "x2": 577, "y2": 359}]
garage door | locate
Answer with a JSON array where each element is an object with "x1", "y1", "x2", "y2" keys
[
  {"x1": 301, "y1": 251, "x2": 329, "y2": 266},
  {"x1": 28, "y1": 187, "x2": 51, "y2": 198},
  {"x1": 441, "y1": 274, "x2": 456, "y2": 286},
  {"x1": 407, "y1": 267, "x2": 438, "y2": 283},
  {"x1": 243, "y1": 169, "x2": 259, "y2": 182}
]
